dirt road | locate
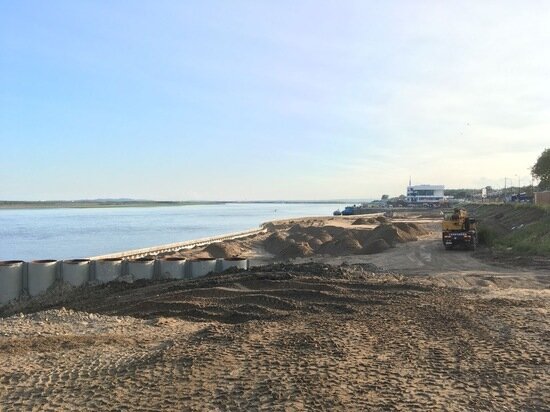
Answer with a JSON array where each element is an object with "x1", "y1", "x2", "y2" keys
[{"x1": 291, "y1": 226, "x2": 550, "y2": 292}]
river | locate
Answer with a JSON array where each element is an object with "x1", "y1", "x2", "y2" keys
[{"x1": 0, "y1": 203, "x2": 347, "y2": 260}]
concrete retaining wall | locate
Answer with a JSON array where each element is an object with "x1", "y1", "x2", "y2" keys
[
  {"x1": 159, "y1": 258, "x2": 187, "y2": 279},
  {"x1": 189, "y1": 258, "x2": 217, "y2": 278},
  {"x1": 128, "y1": 258, "x2": 155, "y2": 280},
  {"x1": 0, "y1": 256, "x2": 248, "y2": 307},
  {"x1": 0, "y1": 261, "x2": 24, "y2": 306},
  {"x1": 221, "y1": 257, "x2": 248, "y2": 271},
  {"x1": 27, "y1": 260, "x2": 57, "y2": 297},
  {"x1": 62, "y1": 259, "x2": 90, "y2": 287},
  {"x1": 94, "y1": 259, "x2": 122, "y2": 283}
]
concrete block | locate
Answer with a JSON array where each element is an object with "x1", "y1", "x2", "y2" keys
[
  {"x1": 62, "y1": 259, "x2": 90, "y2": 287},
  {"x1": 159, "y1": 257, "x2": 186, "y2": 279},
  {"x1": 28, "y1": 260, "x2": 57, "y2": 297},
  {"x1": 95, "y1": 259, "x2": 122, "y2": 283},
  {"x1": 0, "y1": 261, "x2": 24, "y2": 305},
  {"x1": 189, "y1": 258, "x2": 217, "y2": 278},
  {"x1": 128, "y1": 258, "x2": 155, "y2": 280},
  {"x1": 221, "y1": 257, "x2": 248, "y2": 271}
]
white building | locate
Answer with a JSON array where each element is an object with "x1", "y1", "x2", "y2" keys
[{"x1": 407, "y1": 184, "x2": 445, "y2": 204}]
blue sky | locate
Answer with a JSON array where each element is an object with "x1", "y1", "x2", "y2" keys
[{"x1": 1, "y1": 1, "x2": 549, "y2": 200}]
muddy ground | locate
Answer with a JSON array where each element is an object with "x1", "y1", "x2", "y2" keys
[{"x1": 1, "y1": 261, "x2": 549, "y2": 411}]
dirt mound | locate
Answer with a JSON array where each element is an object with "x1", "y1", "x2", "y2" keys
[
  {"x1": 375, "y1": 216, "x2": 387, "y2": 223},
  {"x1": 204, "y1": 242, "x2": 245, "y2": 258},
  {"x1": 347, "y1": 229, "x2": 373, "y2": 245},
  {"x1": 363, "y1": 238, "x2": 390, "y2": 254},
  {"x1": 278, "y1": 241, "x2": 314, "y2": 259},
  {"x1": 352, "y1": 217, "x2": 377, "y2": 225},
  {"x1": 390, "y1": 224, "x2": 417, "y2": 242},
  {"x1": 262, "y1": 222, "x2": 277, "y2": 231},
  {"x1": 316, "y1": 231, "x2": 333, "y2": 243},
  {"x1": 309, "y1": 225, "x2": 345, "y2": 238},
  {"x1": 299, "y1": 227, "x2": 333, "y2": 243},
  {"x1": 287, "y1": 232, "x2": 313, "y2": 243},
  {"x1": 307, "y1": 238, "x2": 324, "y2": 250},
  {"x1": 367, "y1": 224, "x2": 404, "y2": 247},
  {"x1": 317, "y1": 234, "x2": 363, "y2": 256},
  {"x1": 263, "y1": 232, "x2": 289, "y2": 255},
  {"x1": 394, "y1": 222, "x2": 413, "y2": 233},
  {"x1": 288, "y1": 224, "x2": 307, "y2": 234},
  {"x1": 407, "y1": 222, "x2": 430, "y2": 235},
  {"x1": 289, "y1": 224, "x2": 343, "y2": 239},
  {"x1": 394, "y1": 222, "x2": 429, "y2": 237}
]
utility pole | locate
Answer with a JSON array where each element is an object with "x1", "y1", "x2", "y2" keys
[{"x1": 504, "y1": 177, "x2": 508, "y2": 203}]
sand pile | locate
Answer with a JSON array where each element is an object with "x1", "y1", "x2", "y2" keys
[
  {"x1": 278, "y1": 241, "x2": 314, "y2": 259},
  {"x1": 287, "y1": 232, "x2": 313, "y2": 243},
  {"x1": 363, "y1": 238, "x2": 391, "y2": 254},
  {"x1": 365, "y1": 224, "x2": 404, "y2": 247},
  {"x1": 392, "y1": 222, "x2": 430, "y2": 241},
  {"x1": 300, "y1": 227, "x2": 336, "y2": 243},
  {"x1": 308, "y1": 238, "x2": 323, "y2": 249},
  {"x1": 317, "y1": 234, "x2": 363, "y2": 256},
  {"x1": 288, "y1": 224, "x2": 306, "y2": 234},
  {"x1": 258, "y1": 219, "x2": 433, "y2": 260},
  {"x1": 290, "y1": 224, "x2": 343, "y2": 239},
  {"x1": 351, "y1": 217, "x2": 377, "y2": 225},
  {"x1": 348, "y1": 229, "x2": 373, "y2": 245},
  {"x1": 204, "y1": 241, "x2": 245, "y2": 258},
  {"x1": 264, "y1": 232, "x2": 289, "y2": 255},
  {"x1": 408, "y1": 222, "x2": 430, "y2": 235},
  {"x1": 315, "y1": 230, "x2": 334, "y2": 243}
]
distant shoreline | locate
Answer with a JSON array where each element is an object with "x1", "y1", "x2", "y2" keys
[{"x1": 0, "y1": 200, "x2": 349, "y2": 210}]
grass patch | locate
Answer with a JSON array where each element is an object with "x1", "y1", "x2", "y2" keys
[
  {"x1": 477, "y1": 226, "x2": 497, "y2": 246},
  {"x1": 465, "y1": 203, "x2": 550, "y2": 256},
  {"x1": 493, "y1": 215, "x2": 550, "y2": 256}
]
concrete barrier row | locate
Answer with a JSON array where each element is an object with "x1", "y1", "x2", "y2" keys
[
  {"x1": 0, "y1": 257, "x2": 248, "y2": 306},
  {"x1": 88, "y1": 227, "x2": 266, "y2": 260}
]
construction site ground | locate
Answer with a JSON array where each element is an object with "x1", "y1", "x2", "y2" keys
[{"x1": 0, "y1": 213, "x2": 548, "y2": 411}]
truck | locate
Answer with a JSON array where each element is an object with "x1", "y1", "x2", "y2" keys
[{"x1": 442, "y1": 208, "x2": 478, "y2": 250}]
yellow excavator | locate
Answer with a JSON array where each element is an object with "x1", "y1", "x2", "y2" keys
[{"x1": 442, "y1": 208, "x2": 478, "y2": 250}]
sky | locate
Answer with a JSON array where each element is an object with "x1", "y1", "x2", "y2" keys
[{"x1": 1, "y1": 1, "x2": 549, "y2": 201}]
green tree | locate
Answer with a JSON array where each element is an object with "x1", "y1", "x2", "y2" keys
[{"x1": 532, "y1": 148, "x2": 550, "y2": 190}]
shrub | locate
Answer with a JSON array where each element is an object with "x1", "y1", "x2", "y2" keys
[{"x1": 477, "y1": 226, "x2": 497, "y2": 246}]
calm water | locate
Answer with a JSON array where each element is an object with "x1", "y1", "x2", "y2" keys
[{"x1": 0, "y1": 203, "x2": 346, "y2": 260}]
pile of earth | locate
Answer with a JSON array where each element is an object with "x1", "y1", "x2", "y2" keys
[
  {"x1": 277, "y1": 241, "x2": 315, "y2": 259},
  {"x1": 351, "y1": 217, "x2": 378, "y2": 225},
  {"x1": 262, "y1": 222, "x2": 430, "y2": 259},
  {"x1": 203, "y1": 241, "x2": 247, "y2": 259}
]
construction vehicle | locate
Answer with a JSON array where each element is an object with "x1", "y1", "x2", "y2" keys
[{"x1": 442, "y1": 208, "x2": 478, "y2": 250}]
